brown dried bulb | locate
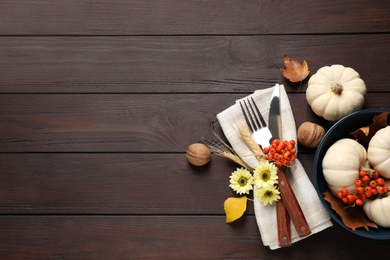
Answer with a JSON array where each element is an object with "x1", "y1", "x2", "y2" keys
[
  {"x1": 186, "y1": 143, "x2": 211, "y2": 166},
  {"x1": 297, "y1": 122, "x2": 325, "y2": 148}
]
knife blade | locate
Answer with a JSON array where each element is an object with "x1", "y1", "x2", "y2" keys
[
  {"x1": 268, "y1": 85, "x2": 283, "y2": 142},
  {"x1": 268, "y1": 84, "x2": 311, "y2": 239}
]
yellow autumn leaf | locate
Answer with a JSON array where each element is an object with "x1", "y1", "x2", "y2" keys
[{"x1": 224, "y1": 196, "x2": 248, "y2": 223}]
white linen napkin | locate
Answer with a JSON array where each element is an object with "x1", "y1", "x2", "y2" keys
[{"x1": 217, "y1": 84, "x2": 332, "y2": 250}]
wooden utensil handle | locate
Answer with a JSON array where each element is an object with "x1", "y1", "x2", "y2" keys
[
  {"x1": 277, "y1": 166, "x2": 311, "y2": 237},
  {"x1": 276, "y1": 199, "x2": 291, "y2": 247}
]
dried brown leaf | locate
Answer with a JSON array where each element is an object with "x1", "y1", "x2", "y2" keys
[
  {"x1": 350, "y1": 112, "x2": 388, "y2": 146},
  {"x1": 281, "y1": 54, "x2": 310, "y2": 83},
  {"x1": 323, "y1": 191, "x2": 378, "y2": 231}
]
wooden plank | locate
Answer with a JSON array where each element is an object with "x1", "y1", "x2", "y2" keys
[
  {"x1": 0, "y1": 153, "x2": 241, "y2": 214},
  {"x1": 0, "y1": 93, "x2": 389, "y2": 152},
  {"x1": 0, "y1": 152, "x2": 315, "y2": 214},
  {"x1": 0, "y1": 215, "x2": 389, "y2": 259},
  {"x1": 0, "y1": 35, "x2": 388, "y2": 93},
  {"x1": 0, "y1": 0, "x2": 389, "y2": 35}
]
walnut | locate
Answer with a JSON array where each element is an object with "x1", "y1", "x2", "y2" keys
[
  {"x1": 297, "y1": 122, "x2": 325, "y2": 148},
  {"x1": 186, "y1": 143, "x2": 211, "y2": 166}
]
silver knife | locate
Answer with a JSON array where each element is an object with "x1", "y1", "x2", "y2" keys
[
  {"x1": 268, "y1": 84, "x2": 311, "y2": 238},
  {"x1": 268, "y1": 85, "x2": 283, "y2": 142}
]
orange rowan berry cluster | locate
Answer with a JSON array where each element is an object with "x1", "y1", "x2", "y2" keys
[
  {"x1": 338, "y1": 170, "x2": 388, "y2": 207},
  {"x1": 263, "y1": 139, "x2": 296, "y2": 167}
]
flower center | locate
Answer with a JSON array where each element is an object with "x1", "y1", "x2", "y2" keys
[
  {"x1": 238, "y1": 177, "x2": 248, "y2": 186},
  {"x1": 261, "y1": 170, "x2": 270, "y2": 181},
  {"x1": 265, "y1": 190, "x2": 273, "y2": 197}
]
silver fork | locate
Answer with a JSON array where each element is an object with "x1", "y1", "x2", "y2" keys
[{"x1": 239, "y1": 97, "x2": 272, "y2": 149}]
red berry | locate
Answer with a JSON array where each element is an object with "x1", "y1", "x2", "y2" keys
[
  {"x1": 355, "y1": 179, "x2": 363, "y2": 187},
  {"x1": 372, "y1": 171, "x2": 379, "y2": 179},
  {"x1": 355, "y1": 199, "x2": 363, "y2": 206},
  {"x1": 337, "y1": 191, "x2": 343, "y2": 199},
  {"x1": 347, "y1": 194, "x2": 355, "y2": 204},
  {"x1": 370, "y1": 180, "x2": 377, "y2": 188},
  {"x1": 377, "y1": 178, "x2": 385, "y2": 186},
  {"x1": 362, "y1": 175, "x2": 370, "y2": 183},
  {"x1": 356, "y1": 187, "x2": 364, "y2": 194},
  {"x1": 365, "y1": 186, "x2": 372, "y2": 198},
  {"x1": 341, "y1": 188, "x2": 348, "y2": 197},
  {"x1": 359, "y1": 170, "x2": 366, "y2": 178}
]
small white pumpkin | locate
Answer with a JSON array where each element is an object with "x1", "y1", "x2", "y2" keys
[
  {"x1": 306, "y1": 65, "x2": 366, "y2": 121},
  {"x1": 322, "y1": 138, "x2": 368, "y2": 196},
  {"x1": 368, "y1": 126, "x2": 390, "y2": 178},
  {"x1": 363, "y1": 196, "x2": 390, "y2": 227}
]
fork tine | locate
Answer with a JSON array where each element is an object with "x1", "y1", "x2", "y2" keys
[
  {"x1": 239, "y1": 101, "x2": 255, "y2": 132},
  {"x1": 247, "y1": 99, "x2": 263, "y2": 130},
  {"x1": 244, "y1": 100, "x2": 260, "y2": 131},
  {"x1": 250, "y1": 97, "x2": 267, "y2": 127},
  {"x1": 240, "y1": 97, "x2": 273, "y2": 149},
  {"x1": 240, "y1": 97, "x2": 268, "y2": 132}
]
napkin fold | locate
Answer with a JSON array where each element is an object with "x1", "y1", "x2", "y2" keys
[{"x1": 217, "y1": 84, "x2": 332, "y2": 250}]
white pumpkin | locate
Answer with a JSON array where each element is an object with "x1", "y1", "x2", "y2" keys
[
  {"x1": 368, "y1": 126, "x2": 390, "y2": 178},
  {"x1": 306, "y1": 65, "x2": 366, "y2": 121},
  {"x1": 322, "y1": 138, "x2": 368, "y2": 196},
  {"x1": 363, "y1": 196, "x2": 390, "y2": 227}
]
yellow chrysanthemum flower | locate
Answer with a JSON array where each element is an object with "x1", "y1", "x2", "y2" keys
[
  {"x1": 256, "y1": 183, "x2": 281, "y2": 206},
  {"x1": 253, "y1": 161, "x2": 278, "y2": 188},
  {"x1": 229, "y1": 167, "x2": 254, "y2": 195}
]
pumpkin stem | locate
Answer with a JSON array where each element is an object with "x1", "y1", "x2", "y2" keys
[{"x1": 331, "y1": 82, "x2": 343, "y2": 95}]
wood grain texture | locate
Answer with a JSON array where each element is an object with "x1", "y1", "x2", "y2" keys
[
  {"x1": 0, "y1": 35, "x2": 388, "y2": 93},
  {"x1": 0, "y1": 215, "x2": 389, "y2": 259},
  {"x1": 0, "y1": 0, "x2": 389, "y2": 35},
  {"x1": 0, "y1": 152, "x2": 318, "y2": 214},
  {"x1": 1, "y1": 0, "x2": 390, "y2": 258},
  {"x1": 1, "y1": 93, "x2": 389, "y2": 152}
]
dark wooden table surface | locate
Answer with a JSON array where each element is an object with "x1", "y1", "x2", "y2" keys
[{"x1": 1, "y1": 1, "x2": 390, "y2": 259}]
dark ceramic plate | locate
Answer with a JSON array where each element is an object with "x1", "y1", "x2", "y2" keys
[{"x1": 314, "y1": 109, "x2": 390, "y2": 239}]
